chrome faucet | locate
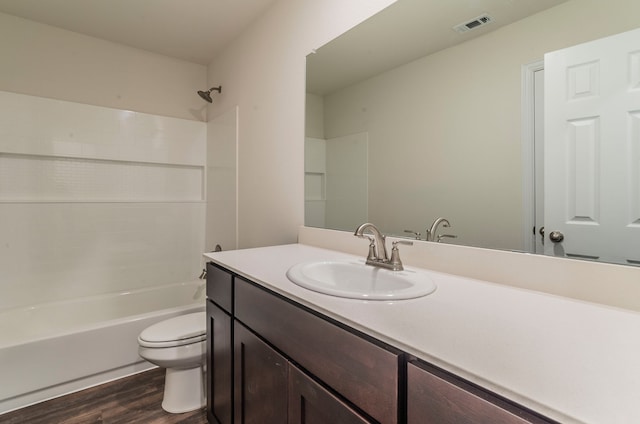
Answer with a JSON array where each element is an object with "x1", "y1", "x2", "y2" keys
[
  {"x1": 426, "y1": 217, "x2": 457, "y2": 242},
  {"x1": 354, "y1": 222, "x2": 412, "y2": 271}
]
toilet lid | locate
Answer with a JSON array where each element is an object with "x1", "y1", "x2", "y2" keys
[{"x1": 138, "y1": 312, "x2": 206, "y2": 348}]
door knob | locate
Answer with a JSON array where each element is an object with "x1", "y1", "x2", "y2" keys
[{"x1": 549, "y1": 231, "x2": 564, "y2": 243}]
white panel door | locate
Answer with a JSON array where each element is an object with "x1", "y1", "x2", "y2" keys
[
  {"x1": 534, "y1": 68, "x2": 545, "y2": 255},
  {"x1": 544, "y1": 27, "x2": 640, "y2": 265}
]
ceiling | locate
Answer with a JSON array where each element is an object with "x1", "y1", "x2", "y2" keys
[
  {"x1": 0, "y1": 0, "x2": 279, "y2": 65},
  {"x1": 0, "y1": 0, "x2": 569, "y2": 85},
  {"x1": 307, "y1": 0, "x2": 569, "y2": 95}
]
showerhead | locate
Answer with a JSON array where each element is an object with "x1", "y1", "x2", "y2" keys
[
  {"x1": 197, "y1": 86, "x2": 222, "y2": 103},
  {"x1": 197, "y1": 90, "x2": 212, "y2": 103}
]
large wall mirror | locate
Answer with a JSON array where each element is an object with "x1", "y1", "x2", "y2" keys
[{"x1": 305, "y1": 0, "x2": 640, "y2": 267}]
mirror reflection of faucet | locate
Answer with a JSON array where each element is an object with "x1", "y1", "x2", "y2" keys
[
  {"x1": 435, "y1": 233, "x2": 457, "y2": 242},
  {"x1": 426, "y1": 217, "x2": 457, "y2": 243},
  {"x1": 406, "y1": 218, "x2": 458, "y2": 242},
  {"x1": 403, "y1": 229, "x2": 421, "y2": 240},
  {"x1": 426, "y1": 217, "x2": 449, "y2": 241}
]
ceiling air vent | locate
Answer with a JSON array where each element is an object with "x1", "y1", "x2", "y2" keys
[{"x1": 453, "y1": 13, "x2": 493, "y2": 33}]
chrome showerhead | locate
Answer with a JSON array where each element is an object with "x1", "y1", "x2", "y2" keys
[{"x1": 197, "y1": 86, "x2": 222, "y2": 103}]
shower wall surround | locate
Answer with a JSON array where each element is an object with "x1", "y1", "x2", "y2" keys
[
  {"x1": 0, "y1": 90, "x2": 207, "y2": 311},
  {"x1": 304, "y1": 133, "x2": 369, "y2": 230}
]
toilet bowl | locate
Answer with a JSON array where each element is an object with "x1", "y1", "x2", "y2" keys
[{"x1": 138, "y1": 311, "x2": 206, "y2": 413}]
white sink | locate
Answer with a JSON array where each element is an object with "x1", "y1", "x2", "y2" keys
[{"x1": 286, "y1": 260, "x2": 436, "y2": 300}]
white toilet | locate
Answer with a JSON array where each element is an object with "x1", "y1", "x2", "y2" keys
[{"x1": 137, "y1": 311, "x2": 207, "y2": 413}]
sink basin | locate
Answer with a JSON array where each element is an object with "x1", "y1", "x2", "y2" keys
[{"x1": 286, "y1": 260, "x2": 436, "y2": 300}]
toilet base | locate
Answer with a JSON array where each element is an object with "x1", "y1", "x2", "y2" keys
[{"x1": 161, "y1": 366, "x2": 205, "y2": 414}]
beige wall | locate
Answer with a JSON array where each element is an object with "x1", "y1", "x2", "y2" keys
[
  {"x1": 0, "y1": 12, "x2": 206, "y2": 121},
  {"x1": 321, "y1": 0, "x2": 640, "y2": 251},
  {"x1": 204, "y1": 0, "x2": 396, "y2": 248}
]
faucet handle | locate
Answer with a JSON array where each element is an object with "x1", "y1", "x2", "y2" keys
[
  {"x1": 393, "y1": 240, "x2": 413, "y2": 247},
  {"x1": 363, "y1": 236, "x2": 377, "y2": 261},
  {"x1": 404, "y1": 229, "x2": 421, "y2": 240},
  {"x1": 390, "y1": 240, "x2": 413, "y2": 271},
  {"x1": 436, "y1": 234, "x2": 458, "y2": 243}
]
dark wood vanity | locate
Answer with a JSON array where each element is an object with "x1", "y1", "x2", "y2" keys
[{"x1": 206, "y1": 261, "x2": 557, "y2": 424}]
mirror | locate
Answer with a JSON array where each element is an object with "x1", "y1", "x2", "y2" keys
[{"x1": 305, "y1": 0, "x2": 640, "y2": 266}]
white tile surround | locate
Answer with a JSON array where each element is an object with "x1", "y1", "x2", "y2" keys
[
  {"x1": 298, "y1": 226, "x2": 640, "y2": 312},
  {"x1": 0, "y1": 90, "x2": 207, "y2": 311}
]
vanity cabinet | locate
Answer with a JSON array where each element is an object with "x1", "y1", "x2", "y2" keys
[
  {"x1": 206, "y1": 261, "x2": 556, "y2": 424},
  {"x1": 407, "y1": 360, "x2": 555, "y2": 424},
  {"x1": 206, "y1": 263, "x2": 234, "y2": 424},
  {"x1": 206, "y1": 263, "x2": 398, "y2": 424}
]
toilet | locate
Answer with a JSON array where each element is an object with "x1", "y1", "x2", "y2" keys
[{"x1": 137, "y1": 312, "x2": 206, "y2": 413}]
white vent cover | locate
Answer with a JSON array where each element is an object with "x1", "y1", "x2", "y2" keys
[{"x1": 453, "y1": 13, "x2": 493, "y2": 33}]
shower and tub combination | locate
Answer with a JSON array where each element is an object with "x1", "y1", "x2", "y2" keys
[
  {"x1": 0, "y1": 280, "x2": 205, "y2": 414},
  {"x1": 0, "y1": 90, "x2": 220, "y2": 415}
]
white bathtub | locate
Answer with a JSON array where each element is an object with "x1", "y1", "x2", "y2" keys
[{"x1": 0, "y1": 280, "x2": 206, "y2": 415}]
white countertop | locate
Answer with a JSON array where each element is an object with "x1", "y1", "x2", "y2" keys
[{"x1": 204, "y1": 243, "x2": 640, "y2": 424}]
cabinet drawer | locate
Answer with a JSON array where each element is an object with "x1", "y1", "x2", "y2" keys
[
  {"x1": 407, "y1": 361, "x2": 555, "y2": 424},
  {"x1": 206, "y1": 262, "x2": 233, "y2": 313},
  {"x1": 235, "y1": 278, "x2": 399, "y2": 424}
]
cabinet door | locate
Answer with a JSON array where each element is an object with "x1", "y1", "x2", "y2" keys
[
  {"x1": 288, "y1": 365, "x2": 371, "y2": 424},
  {"x1": 207, "y1": 300, "x2": 233, "y2": 424},
  {"x1": 234, "y1": 322, "x2": 288, "y2": 424},
  {"x1": 407, "y1": 361, "x2": 553, "y2": 424}
]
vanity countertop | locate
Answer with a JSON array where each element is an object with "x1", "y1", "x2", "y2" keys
[{"x1": 204, "y1": 243, "x2": 640, "y2": 424}]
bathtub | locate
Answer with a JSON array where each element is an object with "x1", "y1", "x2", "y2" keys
[{"x1": 0, "y1": 280, "x2": 205, "y2": 415}]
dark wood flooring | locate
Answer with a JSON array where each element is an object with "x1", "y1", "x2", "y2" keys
[{"x1": 0, "y1": 368, "x2": 207, "y2": 424}]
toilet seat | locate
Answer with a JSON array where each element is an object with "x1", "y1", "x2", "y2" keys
[{"x1": 138, "y1": 312, "x2": 206, "y2": 348}]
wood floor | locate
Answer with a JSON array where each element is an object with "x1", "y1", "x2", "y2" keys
[{"x1": 0, "y1": 368, "x2": 208, "y2": 424}]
